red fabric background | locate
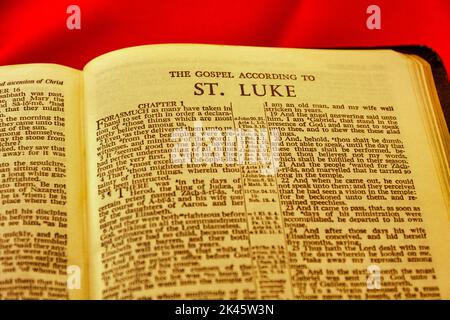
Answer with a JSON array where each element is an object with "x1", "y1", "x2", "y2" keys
[{"x1": 1, "y1": 0, "x2": 449, "y2": 72}]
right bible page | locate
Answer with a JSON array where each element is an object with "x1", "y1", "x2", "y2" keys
[{"x1": 82, "y1": 44, "x2": 450, "y2": 299}]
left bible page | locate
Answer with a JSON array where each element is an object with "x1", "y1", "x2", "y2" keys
[{"x1": 0, "y1": 64, "x2": 88, "y2": 299}]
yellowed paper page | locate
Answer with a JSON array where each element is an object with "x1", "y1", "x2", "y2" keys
[
  {"x1": 83, "y1": 44, "x2": 450, "y2": 299},
  {"x1": 0, "y1": 64, "x2": 88, "y2": 299}
]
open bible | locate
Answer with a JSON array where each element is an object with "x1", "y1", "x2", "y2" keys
[{"x1": 0, "y1": 44, "x2": 449, "y2": 300}]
